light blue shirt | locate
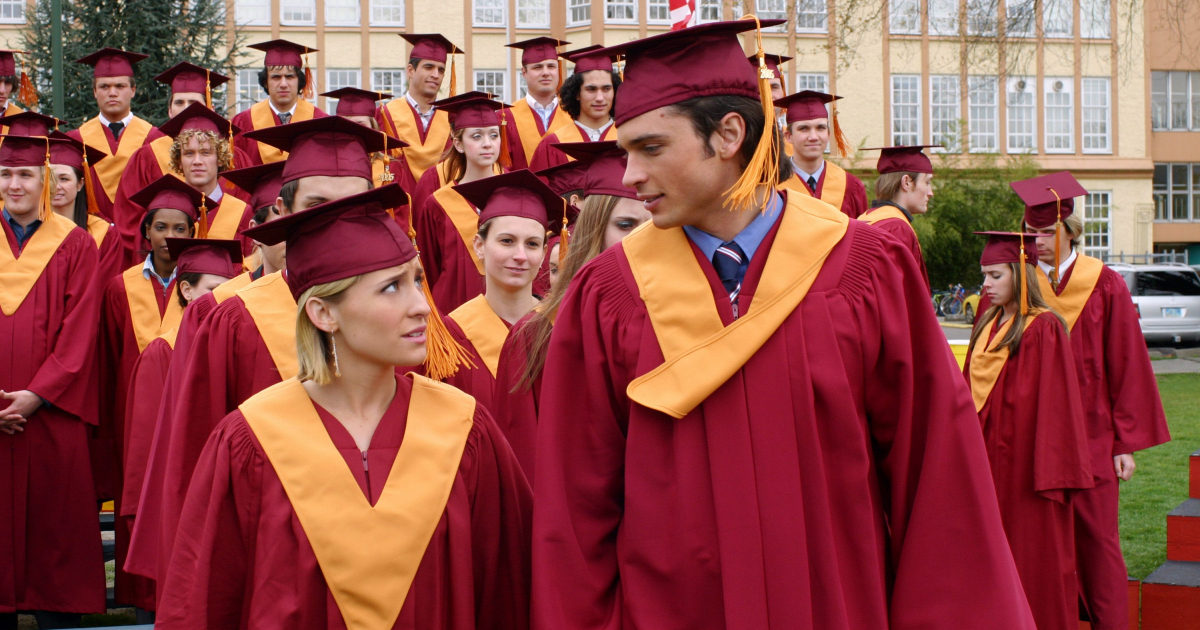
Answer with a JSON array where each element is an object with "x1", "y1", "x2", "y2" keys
[
  {"x1": 683, "y1": 192, "x2": 784, "y2": 266},
  {"x1": 790, "y1": 158, "x2": 825, "y2": 187},
  {"x1": 142, "y1": 253, "x2": 177, "y2": 289},
  {"x1": 526, "y1": 94, "x2": 559, "y2": 130}
]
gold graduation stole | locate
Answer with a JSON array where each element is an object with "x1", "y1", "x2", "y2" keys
[
  {"x1": 0, "y1": 213, "x2": 75, "y2": 315},
  {"x1": 79, "y1": 116, "x2": 154, "y2": 202},
  {"x1": 623, "y1": 190, "x2": 848, "y2": 418},
  {"x1": 381, "y1": 100, "x2": 451, "y2": 182},
  {"x1": 967, "y1": 309, "x2": 1044, "y2": 412},
  {"x1": 211, "y1": 272, "x2": 253, "y2": 304},
  {"x1": 236, "y1": 271, "x2": 299, "y2": 380},
  {"x1": 240, "y1": 375, "x2": 474, "y2": 630},
  {"x1": 208, "y1": 195, "x2": 247, "y2": 241},
  {"x1": 1036, "y1": 254, "x2": 1104, "y2": 332},
  {"x1": 549, "y1": 121, "x2": 618, "y2": 150},
  {"x1": 149, "y1": 135, "x2": 182, "y2": 182},
  {"x1": 447, "y1": 295, "x2": 508, "y2": 379},
  {"x1": 86, "y1": 215, "x2": 110, "y2": 249},
  {"x1": 861, "y1": 205, "x2": 921, "y2": 253},
  {"x1": 508, "y1": 100, "x2": 566, "y2": 164},
  {"x1": 432, "y1": 186, "x2": 484, "y2": 275},
  {"x1": 780, "y1": 161, "x2": 847, "y2": 210},
  {"x1": 121, "y1": 266, "x2": 185, "y2": 353},
  {"x1": 250, "y1": 99, "x2": 316, "y2": 164},
  {"x1": 160, "y1": 327, "x2": 179, "y2": 350}
]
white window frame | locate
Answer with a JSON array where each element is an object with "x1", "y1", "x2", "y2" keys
[
  {"x1": 517, "y1": 74, "x2": 528, "y2": 100},
  {"x1": 1043, "y1": 0, "x2": 1072, "y2": 39},
  {"x1": 1081, "y1": 0, "x2": 1110, "y2": 39},
  {"x1": 234, "y1": 0, "x2": 271, "y2": 25},
  {"x1": 890, "y1": 0, "x2": 920, "y2": 35},
  {"x1": 647, "y1": 0, "x2": 671, "y2": 24},
  {"x1": 795, "y1": 73, "x2": 828, "y2": 93},
  {"x1": 891, "y1": 74, "x2": 922, "y2": 146},
  {"x1": 1157, "y1": 70, "x2": 1200, "y2": 132},
  {"x1": 1006, "y1": 77, "x2": 1037, "y2": 153},
  {"x1": 795, "y1": 0, "x2": 828, "y2": 33},
  {"x1": 929, "y1": 75, "x2": 961, "y2": 152},
  {"x1": 474, "y1": 0, "x2": 507, "y2": 27},
  {"x1": 696, "y1": 0, "x2": 722, "y2": 23},
  {"x1": 1082, "y1": 192, "x2": 1112, "y2": 259},
  {"x1": 1006, "y1": 0, "x2": 1035, "y2": 37},
  {"x1": 927, "y1": 0, "x2": 959, "y2": 36},
  {"x1": 1151, "y1": 71, "x2": 1169, "y2": 131},
  {"x1": 0, "y1": 0, "x2": 24, "y2": 24},
  {"x1": 1044, "y1": 76, "x2": 1074, "y2": 153},
  {"x1": 605, "y1": 0, "x2": 637, "y2": 24},
  {"x1": 568, "y1": 0, "x2": 592, "y2": 26},
  {"x1": 281, "y1": 0, "x2": 316, "y2": 24},
  {"x1": 324, "y1": 69, "x2": 362, "y2": 111},
  {"x1": 966, "y1": 0, "x2": 997, "y2": 36},
  {"x1": 371, "y1": 69, "x2": 406, "y2": 99},
  {"x1": 237, "y1": 69, "x2": 268, "y2": 114},
  {"x1": 754, "y1": 0, "x2": 788, "y2": 31},
  {"x1": 968, "y1": 75, "x2": 998, "y2": 153},
  {"x1": 517, "y1": 0, "x2": 550, "y2": 27},
  {"x1": 370, "y1": 0, "x2": 405, "y2": 26},
  {"x1": 474, "y1": 70, "x2": 508, "y2": 103},
  {"x1": 325, "y1": 0, "x2": 360, "y2": 25},
  {"x1": 1082, "y1": 77, "x2": 1111, "y2": 154}
]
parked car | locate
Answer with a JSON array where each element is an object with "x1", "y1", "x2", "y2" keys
[{"x1": 1108, "y1": 262, "x2": 1200, "y2": 345}]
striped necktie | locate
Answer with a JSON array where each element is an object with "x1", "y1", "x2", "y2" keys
[{"x1": 712, "y1": 241, "x2": 748, "y2": 318}]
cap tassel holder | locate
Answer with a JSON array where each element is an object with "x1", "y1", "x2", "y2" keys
[
  {"x1": 38, "y1": 139, "x2": 53, "y2": 222},
  {"x1": 196, "y1": 197, "x2": 210, "y2": 239},
  {"x1": 18, "y1": 53, "x2": 37, "y2": 110},
  {"x1": 498, "y1": 116, "x2": 512, "y2": 170},
  {"x1": 405, "y1": 218, "x2": 475, "y2": 379},
  {"x1": 81, "y1": 149, "x2": 100, "y2": 215},
  {"x1": 725, "y1": 15, "x2": 781, "y2": 213},
  {"x1": 449, "y1": 48, "x2": 458, "y2": 97},
  {"x1": 1018, "y1": 237, "x2": 1029, "y2": 316},
  {"x1": 1049, "y1": 187, "x2": 1062, "y2": 291},
  {"x1": 831, "y1": 102, "x2": 850, "y2": 158},
  {"x1": 301, "y1": 52, "x2": 315, "y2": 101}
]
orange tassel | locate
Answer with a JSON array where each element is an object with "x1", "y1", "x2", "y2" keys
[
  {"x1": 19, "y1": 70, "x2": 36, "y2": 110},
  {"x1": 38, "y1": 152, "x2": 53, "y2": 223},
  {"x1": 831, "y1": 103, "x2": 850, "y2": 158},
  {"x1": 558, "y1": 204, "x2": 570, "y2": 265},
  {"x1": 618, "y1": 55, "x2": 625, "y2": 81},
  {"x1": 302, "y1": 53, "x2": 315, "y2": 101},
  {"x1": 1049, "y1": 188, "x2": 1062, "y2": 291},
  {"x1": 448, "y1": 53, "x2": 458, "y2": 97},
  {"x1": 82, "y1": 153, "x2": 100, "y2": 215},
  {"x1": 196, "y1": 199, "x2": 210, "y2": 238},
  {"x1": 1018, "y1": 239, "x2": 1029, "y2": 316},
  {"x1": 404, "y1": 202, "x2": 474, "y2": 379},
  {"x1": 205, "y1": 71, "x2": 212, "y2": 110},
  {"x1": 725, "y1": 15, "x2": 781, "y2": 213},
  {"x1": 498, "y1": 116, "x2": 512, "y2": 170}
]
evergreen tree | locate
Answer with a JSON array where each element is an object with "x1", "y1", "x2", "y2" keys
[{"x1": 21, "y1": 0, "x2": 244, "y2": 129}]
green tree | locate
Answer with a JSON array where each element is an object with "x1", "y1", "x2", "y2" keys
[{"x1": 21, "y1": 0, "x2": 244, "y2": 129}]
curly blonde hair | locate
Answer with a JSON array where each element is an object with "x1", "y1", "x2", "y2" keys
[{"x1": 169, "y1": 129, "x2": 234, "y2": 176}]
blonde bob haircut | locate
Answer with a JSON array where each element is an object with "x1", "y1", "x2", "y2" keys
[{"x1": 295, "y1": 275, "x2": 363, "y2": 385}]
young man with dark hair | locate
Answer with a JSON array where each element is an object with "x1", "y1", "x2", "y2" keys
[
  {"x1": 230, "y1": 40, "x2": 328, "y2": 166},
  {"x1": 502, "y1": 37, "x2": 570, "y2": 170},
  {"x1": 0, "y1": 50, "x2": 25, "y2": 130},
  {"x1": 528, "y1": 46, "x2": 620, "y2": 172},
  {"x1": 377, "y1": 34, "x2": 459, "y2": 192},
  {"x1": 860, "y1": 145, "x2": 937, "y2": 293},
  {"x1": 532, "y1": 20, "x2": 1038, "y2": 630},
  {"x1": 775, "y1": 91, "x2": 868, "y2": 219}
]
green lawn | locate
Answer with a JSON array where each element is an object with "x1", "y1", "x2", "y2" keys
[{"x1": 1120, "y1": 373, "x2": 1200, "y2": 579}]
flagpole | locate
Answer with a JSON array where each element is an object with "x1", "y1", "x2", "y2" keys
[{"x1": 51, "y1": 0, "x2": 63, "y2": 118}]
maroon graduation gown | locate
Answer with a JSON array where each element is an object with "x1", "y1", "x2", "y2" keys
[
  {"x1": 490, "y1": 312, "x2": 541, "y2": 478},
  {"x1": 532, "y1": 218, "x2": 1036, "y2": 630},
  {"x1": 0, "y1": 222, "x2": 105, "y2": 614},
  {"x1": 442, "y1": 313, "x2": 511, "y2": 421},
  {"x1": 230, "y1": 105, "x2": 329, "y2": 167},
  {"x1": 420, "y1": 193, "x2": 484, "y2": 314},
  {"x1": 67, "y1": 121, "x2": 155, "y2": 223},
  {"x1": 91, "y1": 218, "x2": 124, "y2": 288},
  {"x1": 964, "y1": 311, "x2": 1094, "y2": 630},
  {"x1": 156, "y1": 375, "x2": 533, "y2": 630},
  {"x1": 862, "y1": 209, "x2": 930, "y2": 295}
]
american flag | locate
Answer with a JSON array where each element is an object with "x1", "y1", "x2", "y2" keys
[{"x1": 669, "y1": 0, "x2": 698, "y2": 30}]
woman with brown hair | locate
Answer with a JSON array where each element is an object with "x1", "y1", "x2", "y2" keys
[{"x1": 964, "y1": 231, "x2": 1094, "y2": 630}]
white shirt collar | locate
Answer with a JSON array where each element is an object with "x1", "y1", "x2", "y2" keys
[
  {"x1": 142, "y1": 253, "x2": 177, "y2": 287},
  {"x1": 577, "y1": 120, "x2": 613, "y2": 142},
  {"x1": 790, "y1": 158, "x2": 825, "y2": 183},
  {"x1": 268, "y1": 100, "x2": 298, "y2": 118},
  {"x1": 405, "y1": 92, "x2": 435, "y2": 130},
  {"x1": 102, "y1": 111, "x2": 134, "y2": 128},
  {"x1": 207, "y1": 185, "x2": 224, "y2": 204},
  {"x1": 1037, "y1": 248, "x2": 1077, "y2": 279}
]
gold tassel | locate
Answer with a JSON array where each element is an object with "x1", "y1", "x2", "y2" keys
[
  {"x1": 405, "y1": 208, "x2": 474, "y2": 379},
  {"x1": 1018, "y1": 238, "x2": 1029, "y2": 316},
  {"x1": 19, "y1": 70, "x2": 36, "y2": 110},
  {"x1": 38, "y1": 141, "x2": 52, "y2": 222},
  {"x1": 831, "y1": 103, "x2": 850, "y2": 158},
  {"x1": 1049, "y1": 188, "x2": 1061, "y2": 291},
  {"x1": 559, "y1": 213, "x2": 570, "y2": 265},
  {"x1": 498, "y1": 116, "x2": 512, "y2": 170},
  {"x1": 196, "y1": 198, "x2": 210, "y2": 238},
  {"x1": 205, "y1": 70, "x2": 212, "y2": 110},
  {"x1": 449, "y1": 50, "x2": 458, "y2": 97},
  {"x1": 302, "y1": 52, "x2": 315, "y2": 101},
  {"x1": 618, "y1": 55, "x2": 625, "y2": 81},
  {"x1": 725, "y1": 15, "x2": 781, "y2": 213},
  {"x1": 82, "y1": 151, "x2": 100, "y2": 215}
]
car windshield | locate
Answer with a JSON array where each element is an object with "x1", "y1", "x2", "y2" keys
[{"x1": 1134, "y1": 270, "x2": 1200, "y2": 297}]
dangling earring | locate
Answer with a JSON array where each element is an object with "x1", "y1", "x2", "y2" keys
[{"x1": 331, "y1": 333, "x2": 342, "y2": 378}]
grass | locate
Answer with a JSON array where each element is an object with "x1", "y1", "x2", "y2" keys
[{"x1": 1119, "y1": 373, "x2": 1200, "y2": 579}]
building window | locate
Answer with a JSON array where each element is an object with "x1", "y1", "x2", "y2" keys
[
  {"x1": 968, "y1": 76, "x2": 998, "y2": 152},
  {"x1": 1006, "y1": 0, "x2": 1035, "y2": 37},
  {"x1": 1081, "y1": 0, "x2": 1110, "y2": 39},
  {"x1": 890, "y1": 0, "x2": 920, "y2": 35},
  {"x1": 517, "y1": 0, "x2": 549, "y2": 26},
  {"x1": 517, "y1": 75, "x2": 528, "y2": 100},
  {"x1": 966, "y1": 0, "x2": 996, "y2": 36},
  {"x1": 696, "y1": 0, "x2": 721, "y2": 22},
  {"x1": 1006, "y1": 77, "x2": 1036, "y2": 153},
  {"x1": 1044, "y1": 77, "x2": 1073, "y2": 153},
  {"x1": 930, "y1": 75, "x2": 960, "y2": 152},
  {"x1": 1082, "y1": 192, "x2": 1112, "y2": 259},
  {"x1": 371, "y1": 0, "x2": 404, "y2": 25},
  {"x1": 0, "y1": 0, "x2": 22, "y2": 23},
  {"x1": 891, "y1": 75, "x2": 921, "y2": 146},
  {"x1": 605, "y1": 0, "x2": 636, "y2": 23},
  {"x1": 795, "y1": 0, "x2": 827, "y2": 33},
  {"x1": 281, "y1": 0, "x2": 316, "y2": 24},
  {"x1": 475, "y1": 70, "x2": 507, "y2": 102},
  {"x1": 235, "y1": 0, "x2": 271, "y2": 25},
  {"x1": 372, "y1": 69, "x2": 406, "y2": 98},
  {"x1": 325, "y1": 69, "x2": 361, "y2": 111},
  {"x1": 1153, "y1": 163, "x2": 1200, "y2": 221},
  {"x1": 474, "y1": 0, "x2": 506, "y2": 26},
  {"x1": 1082, "y1": 77, "x2": 1111, "y2": 153},
  {"x1": 928, "y1": 0, "x2": 958, "y2": 36},
  {"x1": 1151, "y1": 70, "x2": 1200, "y2": 131},
  {"x1": 1043, "y1": 0, "x2": 1072, "y2": 38},
  {"x1": 237, "y1": 69, "x2": 268, "y2": 113},
  {"x1": 796, "y1": 73, "x2": 828, "y2": 93},
  {"x1": 326, "y1": 0, "x2": 359, "y2": 25},
  {"x1": 754, "y1": 0, "x2": 787, "y2": 21},
  {"x1": 646, "y1": 0, "x2": 671, "y2": 23},
  {"x1": 568, "y1": 0, "x2": 591, "y2": 25}
]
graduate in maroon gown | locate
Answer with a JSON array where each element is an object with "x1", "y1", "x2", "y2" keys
[
  {"x1": 964, "y1": 232, "x2": 1094, "y2": 630},
  {"x1": 231, "y1": 40, "x2": 329, "y2": 166},
  {"x1": 501, "y1": 37, "x2": 571, "y2": 171},
  {"x1": 774, "y1": 91, "x2": 867, "y2": 219},
  {"x1": 859, "y1": 145, "x2": 935, "y2": 294},
  {"x1": 0, "y1": 134, "x2": 105, "y2": 627},
  {"x1": 158, "y1": 184, "x2": 530, "y2": 630},
  {"x1": 126, "y1": 116, "x2": 405, "y2": 597},
  {"x1": 532, "y1": 20, "x2": 1036, "y2": 630},
  {"x1": 321, "y1": 87, "x2": 412, "y2": 232},
  {"x1": 439, "y1": 170, "x2": 561, "y2": 413},
  {"x1": 527, "y1": 46, "x2": 619, "y2": 173}
]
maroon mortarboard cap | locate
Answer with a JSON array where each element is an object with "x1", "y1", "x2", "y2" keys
[
  {"x1": 1011, "y1": 171, "x2": 1088, "y2": 229},
  {"x1": 242, "y1": 184, "x2": 415, "y2": 300},
  {"x1": 47, "y1": 131, "x2": 106, "y2": 170},
  {"x1": 554, "y1": 141, "x2": 638, "y2": 200},
  {"x1": 596, "y1": 19, "x2": 785, "y2": 126},
  {"x1": 563, "y1": 45, "x2": 616, "y2": 75},
  {"x1": 774, "y1": 90, "x2": 840, "y2": 123},
  {"x1": 0, "y1": 110, "x2": 61, "y2": 137},
  {"x1": 167, "y1": 238, "x2": 243, "y2": 278},
  {"x1": 129, "y1": 175, "x2": 206, "y2": 221},
  {"x1": 221, "y1": 161, "x2": 286, "y2": 212},
  {"x1": 507, "y1": 37, "x2": 570, "y2": 66},
  {"x1": 976, "y1": 231, "x2": 1041, "y2": 266},
  {"x1": 244, "y1": 116, "x2": 407, "y2": 184},
  {"x1": 457, "y1": 169, "x2": 567, "y2": 231},
  {"x1": 399, "y1": 34, "x2": 460, "y2": 64},
  {"x1": 321, "y1": 87, "x2": 390, "y2": 118},
  {"x1": 0, "y1": 50, "x2": 20, "y2": 77},
  {"x1": 154, "y1": 62, "x2": 230, "y2": 95},
  {"x1": 753, "y1": 53, "x2": 792, "y2": 81},
  {"x1": 247, "y1": 39, "x2": 316, "y2": 68},
  {"x1": 868, "y1": 145, "x2": 940, "y2": 175},
  {"x1": 157, "y1": 102, "x2": 239, "y2": 140},
  {"x1": 536, "y1": 160, "x2": 588, "y2": 196},
  {"x1": 0, "y1": 135, "x2": 54, "y2": 167},
  {"x1": 75, "y1": 47, "x2": 148, "y2": 79},
  {"x1": 433, "y1": 92, "x2": 505, "y2": 129}
]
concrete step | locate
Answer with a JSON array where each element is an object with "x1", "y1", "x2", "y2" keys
[
  {"x1": 1142, "y1": 560, "x2": 1200, "y2": 629},
  {"x1": 1166, "y1": 498, "x2": 1200, "y2": 562},
  {"x1": 1190, "y1": 449, "x2": 1200, "y2": 499},
  {"x1": 103, "y1": 538, "x2": 115, "y2": 563}
]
